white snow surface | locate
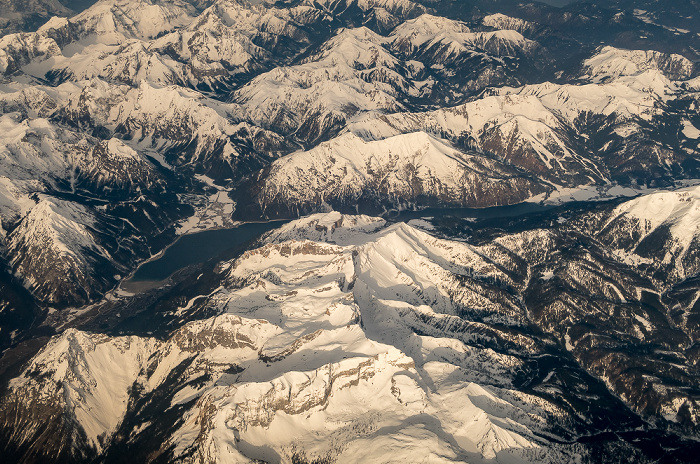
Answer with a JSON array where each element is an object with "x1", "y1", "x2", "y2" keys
[
  {"x1": 2, "y1": 6, "x2": 700, "y2": 458},
  {"x1": 482, "y1": 13, "x2": 538, "y2": 35},
  {"x1": 10, "y1": 331, "x2": 158, "y2": 452},
  {"x1": 10, "y1": 214, "x2": 583, "y2": 462},
  {"x1": 583, "y1": 46, "x2": 694, "y2": 82},
  {"x1": 347, "y1": 92, "x2": 594, "y2": 179},
  {"x1": 391, "y1": 13, "x2": 536, "y2": 56},
  {"x1": 232, "y1": 26, "x2": 407, "y2": 134},
  {"x1": 71, "y1": 0, "x2": 197, "y2": 42},
  {"x1": 252, "y1": 130, "x2": 541, "y2": 211},
  {"x1": 597, "y1": 185, "x2": 700, "y2": 281},
  {"x1": 682, "y1": 120, "x2": 700, "y2": 139},
  {"x1": 608, "y1": 185, "x2": 700, "y2": 253}
]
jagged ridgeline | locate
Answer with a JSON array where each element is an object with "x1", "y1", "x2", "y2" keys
[{"x1": 0, "y1": 0, "x2": 699, "y2": 463}]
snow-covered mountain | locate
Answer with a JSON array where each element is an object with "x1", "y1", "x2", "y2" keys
[
  {"x1": 231, "y1": 26, "x2": 408, "y2": 144},
  {"x1": 6, "y1": 197, "x2": 114, "y2": 305},
  {"x1": 392, "y1": 13, "x2": 538, "y2": 58},
  {"x1": 70, "y1": 0, "x2": 199, "y2": 42},
  {"x1": 0, "y1": 86, "x2": 187, "y2": 307},
  {"x1": 1, "y1": 0, "x2": 700, "y2": 462},
  {"x1": 582, "y1": 46, "x2": 695, "y2": 82},
  {"x1": 348, "y1": 93, "x2": 594, "y2": 184},
  {"x1": 586, "y1": 185, "x2": 700, "y2": 283},
  {"x1": 0, "y1": 0, "x2": 72, "y2": 35},
  {"x1": 0, "y1": 213, "x2": 646, "y2": 462},
  {"x1": 5, "y1": 206, "x2": 700, "y2": 462},
  {"x1": 235, "y1": 130, "x2": 546, "y2": 218},
  {"x1": 229, "y1": 40, "x2": 700, "y2": 219}
]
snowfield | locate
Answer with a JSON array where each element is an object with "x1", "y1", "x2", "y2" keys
[
  {"x1": 7, "y1": 213, "x2": 585, "y2": 462},
  {"x1": 1, "y1": 0, "x2": 700, "y2": 462}
]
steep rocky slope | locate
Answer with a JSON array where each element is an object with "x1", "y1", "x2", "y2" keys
[
  {"x1": 0, "y1": 213, "x2": 646, "y2": 463},
  {"x1": 0, "y1": 0, "x2": 699, "y2": 462},
  {"x1": 235, "y1": 131, "x2": 546, "y2": 217}
]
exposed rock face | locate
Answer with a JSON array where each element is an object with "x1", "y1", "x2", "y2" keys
[
  {"x1": 234, "y1": 131, "x2": 547, "y2": 218},
  {"x1": 5, "y1": 205, "x2": 700, "y2": 462},
  {"x1": 0, "y1": 0, "x2": 700, "y2": 462},
  {"x1": 583, "y1": 186, "x2": 700, "y2": 284},
  {"x1": 0, "y1": 0, "x2": 72, "y2": 35},
  {"x1": 0, "y1": 213, "x2": 619, "y2": 462},
  {"x1": 7, "y1": 198, "x2": 115, "y2": 305},
  {"x1": 582, "y1": 46, "x2": 695, "y2": 82}
]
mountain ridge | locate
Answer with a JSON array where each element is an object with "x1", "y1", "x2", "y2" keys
[{"x1": 1, "y1": 0, "x2": 700, "y2": 462}]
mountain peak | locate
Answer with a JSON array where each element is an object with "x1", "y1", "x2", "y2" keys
[{"x1": 583, "y1": 45, "x2": 695, "y2": 82}]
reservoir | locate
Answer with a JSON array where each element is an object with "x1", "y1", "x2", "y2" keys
[
  {"x1": 123, "y1": 220, "x2": 288, "y2": 290},
  {"x1": 121, "y1": 199, "x2": 604, "y2": 292},
  {"x1": 388, "y1": 201, "x2": 555, "y2": 222}
]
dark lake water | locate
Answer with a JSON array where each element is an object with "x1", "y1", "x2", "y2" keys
[
  {"x1": 122, "y1": 200, "x2": 589, "y2": 291},
  {"x1": 539, "y1": 0, "x2": 574, "y2": 6},
  {"x1": 389, "y1": 201, "x2": 555, "y2": 222},
  {"x1": 127, "y1": 221, "x2": 288, "y2": 284}
]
